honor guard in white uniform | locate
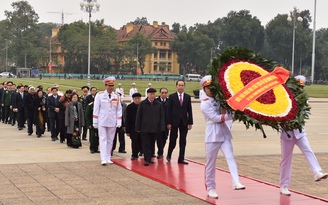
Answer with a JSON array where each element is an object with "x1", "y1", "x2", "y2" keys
[
  {"x1": 129, "y1": 83, "x2": 138, "y2": 102},
  {"x1": 93, "y1": 77, "x2": 122, "y2": 165},
  {"x1": 200, "y1": 75, "x2": 245, "y2": 199},
  {"x1": 279, "y1": 75, "x2": 327, "y2": 196}
]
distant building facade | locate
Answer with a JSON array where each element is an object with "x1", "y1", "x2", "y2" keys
[{"x1": 116, "y1": 21, "x2": 180, "y2": 74}]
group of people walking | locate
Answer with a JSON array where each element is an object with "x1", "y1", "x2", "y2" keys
[
  {"x1": 1, "y1": 74, "x2": 326, "y2": 200},
  {"x1": 94, "y1": 77, "x2": 193, "y2": 166}
]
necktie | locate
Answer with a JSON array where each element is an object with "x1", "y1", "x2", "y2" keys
[
  {"x1": 179, "y1": 94, "x2": 183, "y2": 106},
  {"x1": 54, "y1": 97, "x2": 57, "y2": 106},
  {"x1": 108, "y1": 94, "x2": 111, "y2": 99},
  {"x1": 21, "y1": 93, "x2": 23, "y2": 99}
]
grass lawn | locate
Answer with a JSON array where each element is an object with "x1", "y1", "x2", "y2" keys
[{"x1": 6, "y1": 77, "x2": 328, "y2": 98}]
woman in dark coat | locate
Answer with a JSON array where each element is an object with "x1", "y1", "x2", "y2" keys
[
  {"x1": 65, "y1": 93, "x2": 85, "y2": 148},
  {"x1": 33, "y1": 90, "x2": 47, "y2": 137}
]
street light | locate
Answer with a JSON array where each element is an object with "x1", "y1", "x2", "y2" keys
[
  {"x1": 287, "y1": 6, "x2": 303, "y2": 75},
  {"x1": 80, "y1": 0, "x2": 100, "y2": 88},
  {"x1": 311, "y1": 0, "x2": 317, "y2": 84}
]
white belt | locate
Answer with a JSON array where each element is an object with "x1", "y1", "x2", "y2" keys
[{"x1": 206, "y1": 120, "x2": 216, "y2": 124}]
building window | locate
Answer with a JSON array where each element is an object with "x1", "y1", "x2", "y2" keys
[
  {"x1": 164, "y1": 42, "x2": 166, "y2": 46},
  {"x1": 168, "y1": 62, "x2": 172, "y2": 71},
  {"x1": 154, "y1": 62, "x2": 158, "y2": 72},
  {"x1": 160, "y1": 50, "x2": 166, "y2": 60},
  {"x1": 155, "y1": 42, "x2": 158, "y2": 46},
  {"x1": 168, "y1": 51, "x2": 172, "y2": 60}
]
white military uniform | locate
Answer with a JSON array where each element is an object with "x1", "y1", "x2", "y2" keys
[
  {"x1": 129, "y1": 87, "x2": 138, "y2": 102},
  {"x1": 200, "y1": 75, "x2": 241, "y2": 191},
  {"x1": 201, "y1": 95, "x2": 240, "y2": 191},
  {"x1": 115, "y1": 87, "x2": 124, "y2": 98},
  {"x1": 93, "y1": 90, "x2": 122, "y2": 163},
  {"x1": 280, "y1": 128, "x2": 323, "y2": 187},
  {"x1": 280, "y1": 75, "x2": 327, "y2": 189}
]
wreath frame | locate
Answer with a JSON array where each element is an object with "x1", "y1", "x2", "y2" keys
[{"x1": 208, "y1": 47, "x2": 311, "y2": 137}]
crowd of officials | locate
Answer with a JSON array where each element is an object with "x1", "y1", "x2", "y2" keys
[{"x1": 0, "y1": 78, "x2": 194, "y2": 167}]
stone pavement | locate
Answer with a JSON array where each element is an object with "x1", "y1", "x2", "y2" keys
[{"x1": 0, "y1": 100, "x2": 328, "y2": 204}]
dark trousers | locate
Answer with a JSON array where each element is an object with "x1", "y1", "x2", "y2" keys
[
  {"x1": 82, "y1": 125, "x2": 88, "y2": 140},
  {"x1": 167, "y1": 120, "x2": 188, "y2": 161},
  {"x1": 156, "y1": 130, "x2": 168, "y2": 156},
  {"x1": 89, "y1": 128, "x2": 99, "y2": 152},
  {"x1": 16, "y1": 109, "x2": 25, "y2": 128},
  {"x1": 4, "y1": 106, "x2": 11, "y2": 123},
  {"x1": 66, "y1": 133, "x2": 72, "y2": 146},
  {"x1": 1, "y1": 105, "x2": 4, "y2": 122},
  {"x1": 142, "y1": 133, "x2": 157, "y2": 163},
  {"x1": 113, "y1": 127, "x2": 125, "y2": 152},
  {"x1": 130, "y1": 132, "x2": 142, "y2": 157},
  {"x1": 27, "y1": 116, "x2": 34, "y2": 134},
  {"x1": 59, "y1": 118, "x2": 67, "y2": 142},
  {"x1": 49, "y1": 116, "x2": 59, "y2": 139}
]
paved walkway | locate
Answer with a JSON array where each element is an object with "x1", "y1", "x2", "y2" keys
[{"x1": 0, "y1": 101, "x2": 328, "y2": 204}]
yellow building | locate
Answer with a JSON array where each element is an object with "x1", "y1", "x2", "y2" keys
[
  {"x1": 116, "y1": 21, "x2": 180, "y2": 74},
  {"x1": 47, "y1": 27, "x2": 65, "y2": 73}
]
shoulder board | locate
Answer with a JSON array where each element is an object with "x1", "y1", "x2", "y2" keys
[
  {"x1": 88, "y1": 102, "x2": 94, "y2": 105},
  {"x1": 202, "y1": 98, "x2": 209, "y2": 101}
]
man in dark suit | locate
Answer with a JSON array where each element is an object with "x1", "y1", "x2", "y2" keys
[
  {"x1": 85, "y1": 87, "x2": 97, "y2": 105},
  {"x1": 156, "y1": 87, "x2": 169, "y2": 158},
  {"x1": 166, "y1": 80, "x2": 193, "y2": 165},
  {"x1": 47, "y1": 87, "x2": 61, "y2": 141},
  {"x1": 12, "y1": 85, "x2": 25, "y2": 130}
]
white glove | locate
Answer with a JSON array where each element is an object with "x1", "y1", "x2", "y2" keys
[
  {"x1": 224, "y1": 114, "x2": 234, "y2": 121},
  {"x1": 93, "y1": 123, "x2": 98, "y2": 129}
]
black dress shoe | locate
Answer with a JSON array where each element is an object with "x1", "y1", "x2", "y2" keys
[
  {"x1": 166, "y1": 156, "x2": 171, "y2": 162},
  {"x1": 131, "y1": 156, "x2": 137, "y2": 160},
  {"x1": 95, "y1": 151, "x2": 100, "y2": 153},
  {"x1": 139, "y1": 152, "x2": 143, "y2": 156},
  {"x1": 144, "y1": 161, "x2": 150, "y2": 166},
  {"x1": 28, "y1": 133, "x2": 32, "y2": 136},
  {"x1": 18, "y1": 127, "x2": 22, "y2": 130},
  {"x1": 119, "y1": 150, "x2": 127, "y2": 153},
  {"x1": 149, "y1": 161, "x2": 155, "y2": 164},
  {"x1": 157, "y1": 155, "x2": 163, "y2": 159},
  {"x1": 178, "y1": 160, "x2": 189, "y2": 165},
  {"x1": 51, "y1": 138, "x2": 56, "y2": 141},
  {"x1": 37, "y1": 135, "x2": 41, "y2": 138},
  {"x1": 90, "y1": 150, "x2": 95, "y2": 154},
  {"x1": 11, "y1": 123, "x2": 15, "y2": 126}
]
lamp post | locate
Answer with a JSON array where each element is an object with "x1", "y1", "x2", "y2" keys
[
  {"x1": 287, "y1": 7, "x2": 303, "y2": 75},
  {"x1": 5, "y1": 40, "x2": 8, "y2": 72},
  {"x1": 311, "y1": 0, "x2": 317, "y2": 84},
  {"x1": 80, "y1": 0, "x2": 100, "y2": 88}
]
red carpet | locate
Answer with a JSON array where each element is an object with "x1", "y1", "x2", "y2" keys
[{"x1": 112, "y1": 157, "x2": 328, "y2": 205}]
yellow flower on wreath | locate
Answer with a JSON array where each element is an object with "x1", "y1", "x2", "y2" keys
[{"x1": 224, "y1": 62, "x2": 292, "y2": 117}]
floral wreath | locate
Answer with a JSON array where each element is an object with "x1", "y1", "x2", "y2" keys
[{"x1": 208, "y1": 47, "x2": 310, "y2": 137}]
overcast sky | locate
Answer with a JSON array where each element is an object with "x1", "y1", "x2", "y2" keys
[{"x1": 1, "y1": 0, "x2": 327, "y2": 30}]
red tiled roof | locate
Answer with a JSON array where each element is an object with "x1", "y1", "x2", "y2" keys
[{"x1": 116, "y1": 24, "x2": 176, "y2": 42}]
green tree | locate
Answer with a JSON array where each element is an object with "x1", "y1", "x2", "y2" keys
[
  {"x1": 314, "y1": 28, "x2": 328, "y2": 81},
  {"x1": 124, "y1": 32, "x2": 157, "y2": 74},
  {"x1": 220, "y1": 10, "x2": 264, "y2": 52},
  {"x1": 133, "y1": 17, "x2": 149, "y2": 26},
  {"x1": 5, "y1": 1, "x2": 40, "y2": 68},
  {"x1": 170, "y1": 31, "x2": 215, "y2": 75},
  {"x1": 58, "y1": 20, "x2": 117, "y2": 73},
  {"x1": 265, "y1": 10, "x2": 312, "y2": 73}
]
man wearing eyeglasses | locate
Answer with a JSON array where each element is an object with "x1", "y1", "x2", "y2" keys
[
  {"x1": 156, "y1": 87, "x2": 169, "y2": 158},
  {"x1": 93, "y1": 76, "x2": 122, "y2": 166}
]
